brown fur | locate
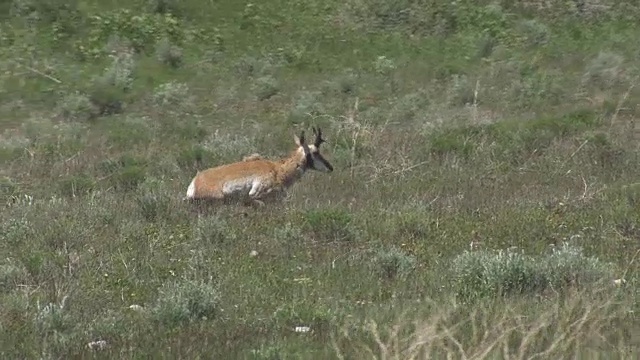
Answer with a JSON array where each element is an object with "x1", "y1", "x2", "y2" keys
[
  {"x1": 184, "y1": 127, "x2": 332, "y2": 205},
  {"x1": 190, "y1": 149, "x2": 305, "y2": 200}
]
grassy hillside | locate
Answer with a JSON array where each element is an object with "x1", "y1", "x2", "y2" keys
[{"x1": 1, "y1": 0, "x2": 640, "y2": 358}]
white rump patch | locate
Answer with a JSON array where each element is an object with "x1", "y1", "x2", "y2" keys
[{"x1": 186, "y1": 178, "x2": 196, "y2": 199}]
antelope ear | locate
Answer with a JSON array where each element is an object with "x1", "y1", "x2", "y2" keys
[{"x1": 294, "y1": 131, "x2": 305, "y2": 146}]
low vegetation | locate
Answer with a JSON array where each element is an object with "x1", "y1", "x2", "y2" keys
[{"x1": 1, "y1": 0, "x2": 639, "y2": 358}]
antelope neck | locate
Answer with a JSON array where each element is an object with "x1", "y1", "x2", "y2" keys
[{"x1": 276, "y1": 149, "x2": 308, "y2": 187}]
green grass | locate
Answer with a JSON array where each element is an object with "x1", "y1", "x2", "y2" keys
[{"x1": 1, "y1": 0, "x2": 640, "y2": 358}]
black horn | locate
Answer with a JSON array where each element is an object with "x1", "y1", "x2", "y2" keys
[{"x1": 312, "y1": 126, "x2": 325, "y2": 147}]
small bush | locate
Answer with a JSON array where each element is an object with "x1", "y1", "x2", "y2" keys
[
  {"x1": 136, "y1": 178, "x2": 171, "y2": 221},
  {"x1": 146, "y1": 0, "x2": 183, "y2": 16},
  {"x1": 450, "y1": 243, "x2": 613, "y2": 302},
  {"x1": 543, "y1": 242, "x2": 614, "y2": 289},
  {"x1": 0, "y1": 259, "x2": 29, "y2": 293},
  {"x1": 201, "y1": 131, "x2": 255, "y2": 161},
  {"x1": 57, "y1": 92, "x2": 98, "y2": 121},
  {"x1": 57, "y1": 174, "x2": 96, "y2": 197},
  {"x1": 475, "y1": 34, "x2": 498, "y2": 59},
  {"x1": 77, "y1": 9, "x2": 184, "y2": 58},
  {"x1": 254, "y1": 76, "x2": 280, "y2": 101},
  {"x1": 373, "y1": 55, "x2": 396, "y2": 76},
  {"x1": 153, "y1": 81, "x2": 190, "y2": 107},
  {"x1": 99, "y1": 155, "x2": 147, "y2": 191},
  {"x1": 582, "y1": 51, "x2": 626, "y2": 90},
  {"x1": 1, "y1": 217, "x2": 35, "y2": 246},
  {"x1": 393, "y1": 91, "x2": 430, "y2": 123},
  {"x1": 0, "y1": 176, "x2": 18, "y2": 198},
  {"x1": 371, "y1": 246, "x2": 416, "y2": 280},
  {"x1": 111, "y1": 165, "x2": 146, "y2": 191},
  {"x1": 155, "y1": 37, "x2": 183, "y2": 68},
  {"x1": 234, "y1": 56, "x2": 260, "y2": 77},
  {"x1": 272, "y1": 222, "x2": 304, "y2": 243},
  {"x1": 302, "y1": 208, "x2": 353, "y2": 243},
  {"x1": 105, "y1": 116, "x2": 153, "y2": 147},
  {"x1": 288, "y1": 91, "x2": 324, "y2": 124},
  {"x1": 89, "y1": 52, "x2": 136, "y2": 116},
  {"x1": 152, "y1": 279, "x2": 219, "y2": 327},
  {"x1": 176, "y1": 145, "x2": 213, "y2": 171},
  {"x1": 428, "y1": 125, "x2": 479, "y2": 159},
  {"x1": 449, "y1": 74, "x2": 476, "y2": 106},
  {"x1": 234, "y1": 56, "x2": 277, "y2": 78},
  {"x1": 321, "y1": 70, "x2": 358, "y2": 96},
  {"x1": 137, "y1": 191, "x2": 170, "y2": 222},
  {"x1": 517, "y1": 19, "x2": 551, "y2": 47},
  {"x1": 193, "y1": 215, "x2": 238, "y2": 245}
]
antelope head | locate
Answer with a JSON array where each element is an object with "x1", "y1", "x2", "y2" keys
[{"x1": 294, "y1": 126, "x2": 334, "y2": 173}]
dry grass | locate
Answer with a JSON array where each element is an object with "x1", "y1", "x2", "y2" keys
[{"x1": 334, "y1": 286, "x2": 636, "y2": 359}]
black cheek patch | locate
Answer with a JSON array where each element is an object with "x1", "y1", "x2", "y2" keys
[{"x1": 305, "y1": 153, "x2": 315, "y2": 169}]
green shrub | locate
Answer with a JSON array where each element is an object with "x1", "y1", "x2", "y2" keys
[
  {"x1": 192, "y1": 216, "x2": 238, "y2": 245},
  {"x1": 136, "y1": 191, "x2": 170, "y2": 222},
  {"x1": 105, "y1": 116, "x2": 153, "y2": 147},
  {"x1": 517, "y1": 19, "x2": 551, "y2": 48},
  {"x1": 136, "y1": 178, "x2": 171, "y2": 221},
  {"x1": 234, "y1": 56, "x2": 261, "y2": 78},
  {"x1": 152, "y1": 279, "x2": 219, "y2": 327},
  {"x1": 393, "y1": 91, "x2": 430, "y2": 123},
  {"x1": 254, "y1": 76, "x2": 280, "y2": 101},
  {"x1": 57, "y1": 91, "x2": 98, "y2": 121},
  {"x1": 450, "y1": 243, "x2": 613, "y2": 302},
  {"x1": 176, "y1": 145, "x2": 214, "y2": 172},
  {"x1": 153, "y1": 81, "x2": 190, "y2": 107},
  {"x1": 427, "y1": 109, "x2": 599, "y2": 160},
  {"x1": 302, "y1": 208, "x2": 353, "y2": 243},
  {"x1": 371, "y1": 246, "x2": 416, "y2": 280},
  {"x1": 57, "y1": 173, "x2": 96, "y2": 197},
  {"x1": 0, "y1": 176, "x2": 18, "y2": 198},
  {"x1": 582, "y1": 51, "x2": 626, "y2": 90},
  {"x1": 112, "y1": 165, "x2": 146, "y2": 191},
  {"x1": 78, "y1": 9, "x2": 184, "y2": 57},
  {"x1": 287, "y1": 91, "x2": 324, "y2": 124},
  {"x1": 99, "y1": 155, "x2": 147, "y2": 191},
  {"x1": 155, "y1": 37, "x2": 183, "y2": 68},
  {"x1": 88, "y1": 52, "x2": 136, "y2": 116},
  {"x1": 146, "y1": 0, "x2": 183, "y2": 16},
  {"x1": 543, "y1": 242, "x2": 614, "y2": 289},
  {"x1": 1, "y1": 217, "x2": 35, "y2": 246},
  {"x1": 0, "y1": 258, "x2": 29, "y2": 293}
]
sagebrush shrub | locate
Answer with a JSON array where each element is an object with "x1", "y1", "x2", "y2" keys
[
  {"x1": 0, "y1": 259, "x2": 29, "y2": 293},
  {"x1": 303, "y1": 208, "x2": 353, "y2": 243},
  {"x1": 146, "y1": 0, "x2": 183, "y2": 15},
  {"x1": 152, "y1": 279, "x2": 219, "y2": 327},
  {"x1": 582, "y1": 51, "x2": 626, "y2": 90},
  {"x1": 155, "y1": 37, "x2": 183, "y2": 68},
  {"x1": 136, "y1": 191, "x2": 170, "y2": 222},
  {"x1": 79, "y1": 9, "x2": 184, "y2": 56},
  {"x1": 450, "y1": 243, "x2": 613, "y2": 302},
  {"x1": 517, "y1": 19, "x2": 551, "y2": 47},
  {"x1": 57, "y1": 173, "x2": 96, "y2": 197},
  {"x1": 543, "y1": 242, "x2": 613, "y2": 289},
  {"x1": 449, "y1": 74, "x2": 476, "y2": 106},
  {"x1": 371, "y1": 246, "x2": 416, "y2": 280},
  {"x1": 57, "y1": 91, "x2": 97, "y2": 121},
  {"x1": 288, "y1": 91, "x2": 324, "y2": 124},
  {"x1": 152, "y1": 81, "x2": 190, "y2": 107},
  {"x1": 89, "y1": 51, "x2": 136, "y2": 115},
  {"x1": 254, "y1": 76, "x2": 280, "y2": 101}
]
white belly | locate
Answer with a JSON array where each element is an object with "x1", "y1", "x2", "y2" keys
[{"x1": 222, "y1": 177, "x2": 257, "y2": 195}]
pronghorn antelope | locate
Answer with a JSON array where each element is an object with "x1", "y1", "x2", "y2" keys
[{"x1": 184, "y1": 127, "x2": 333, "y2": 205}]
